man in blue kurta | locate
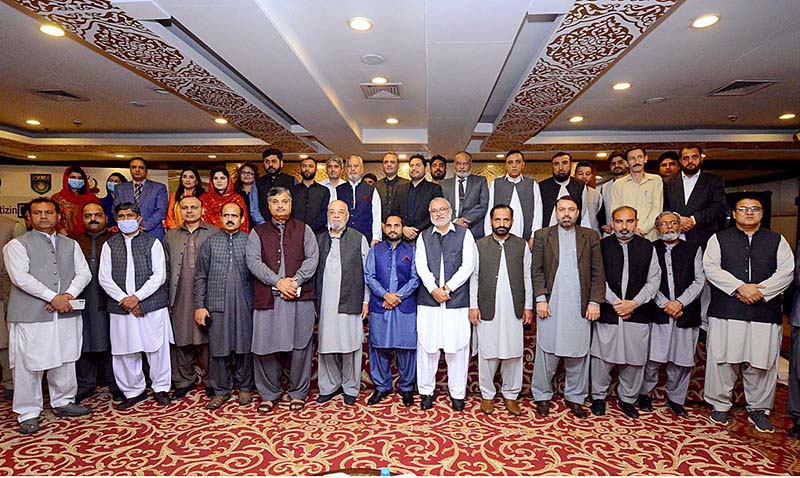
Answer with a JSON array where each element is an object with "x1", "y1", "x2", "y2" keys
[{"x1": 364, "y1": 215, "x2": 420, "y2": 406}]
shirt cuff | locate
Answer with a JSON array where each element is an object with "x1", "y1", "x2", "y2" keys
[{"x1": 536, "y1": 295, "x2": 547, "y2": 303}]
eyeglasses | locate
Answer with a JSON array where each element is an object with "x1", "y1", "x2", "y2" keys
[
  {"x1": 657, "y1": 220, "x2": 679, "y2": 227},
  {"x1": 429, "y1": 207, "x2": 450, "y2": 214},
  {"x1": 735, "y1": 206, "x2": 762, "y2": 213},
  {"x1": 239, "y1": 171, "x2": 255, "y2": 176}
]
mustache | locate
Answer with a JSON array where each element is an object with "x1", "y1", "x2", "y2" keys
[
  {"x1": 225, "y1": 221, "x2": 235, "y2": 226},
  {"x1": 88, "y1": 221, "x2": 100, "y2": 225}
]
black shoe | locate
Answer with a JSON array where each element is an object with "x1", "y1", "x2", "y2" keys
[
  {"x1": 3, "y1": 389, "x2": 13, "y2": 401},
  {"x1": 205, "y1": 387, "x2": 214, "y2": 398},
  {"x1": 116, "y1": 391, "x2": 148, "y2": 411},
  {"x1": 367, "y1": 390, "x2": 390, "y2": 405},
  {"x1": 666, "y1": 399, "x2": 688, "y2": 417},
  {"x1": 111, "y1": 390, "x2": 125, "y2": 403},
  {"x1": 53, "y1": 402, "x2": 92, "y2": 417},
  {"x1": 789, "y1": 424, "x2": 800, "y2": 439},
  {"x1": 450, "y1": 397, "x2": 465, "y2": 412},
  {"x1": 636, "y1": 394, "x2": 653, "y2": 412},
  {"x1": 343, "y1": 393, "x2": 357, "y2": 405},
  {"x1": 316, "y1": 387, "x2": 344, "y2": 404},
  {"x1": 171, "y1": 385, "x2": 194, "y2": 400},
  {"x1": 566, "y1": 401, "x2": 587, "y2": 419},
  {"x1": 535, "y1": 400, "x2": 550, "y2": 417},
  {"x1": 154, "y1": 391, "x2": 170, "y2": 406},
  {"x1": 75, "y1": 388, "x2": 95, "y2": 404},
  {"x1": 401, "y1": 391, "x2": 414, "y2": 407},
  {"x1": 420, "y1": 394, "x2": 434, "y2": 410},
  {"x1": 591, "y1": 399, "x2": 606, "y2": 416},
  {"x1": 619, "y1": 400, "x2": 639, "y2": 419}
]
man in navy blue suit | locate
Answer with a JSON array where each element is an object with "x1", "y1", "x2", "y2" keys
[{"x1": 113, "y1": 158, "x2": 168, "y2": 241}]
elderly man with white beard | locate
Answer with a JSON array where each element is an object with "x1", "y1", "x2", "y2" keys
[
  {"x1": 336, "y1": 155, "x2": 382, "y2": 246},
  {"x1": 415, "y1": 197, "x2": 477, "y2": 411}
]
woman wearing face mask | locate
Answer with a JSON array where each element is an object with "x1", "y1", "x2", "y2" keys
[
  {"x1": 200, "y1": 165, "x2": 250, "y2": 232},
  {"x1": 51, "y1": 165, "x2": 99, "y2": 237},
  {"x1": 101, "y1": 172, "x2": 128, "y2": 229},
  {"x1": 165, "y1": 167, "x2": 205, "y2": 229}
]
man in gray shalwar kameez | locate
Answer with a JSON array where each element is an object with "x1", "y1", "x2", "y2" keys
[
  {"x1": 194, "y1": 202, "x2": 253, "y2": 409},
  {"x1": 315, "y1": 200, "x2": 370, "y2": 406},
  {"x1": 247, "y1": 187, "x2": 319, "y2": 414},
  {"x1": 591, "y1": 206, "x2": 660, "y2": 419},
  {"x1": 637, "y1": 211, "x2": 704, "y2": 417},
  {"x1": 164, "y1": 196, "x2": 217, "y2": 400}
]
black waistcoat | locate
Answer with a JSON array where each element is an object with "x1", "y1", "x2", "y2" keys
[{"x1": 599, "y1": 235, "x2": 655, "y2": 324}]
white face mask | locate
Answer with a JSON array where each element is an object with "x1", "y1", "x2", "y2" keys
[{"x1": 117, "y1": 219, "x2": 139, "y2": 234}]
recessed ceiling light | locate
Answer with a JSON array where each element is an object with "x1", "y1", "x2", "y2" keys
[
  {"x1": 398, "y1": 154, "x2": 407, "y2": 160},
  {"x1": 386, "y1": 117, "x2": 399, "y2": 125},
  {"x1": 214, "y1": 117, "x2": 228, "y2": 124},
  {"x1": 779, "y1": 113, "x2": 796, "y2": 120},
  {"x1": 299, "y1": 154, "x2": 309, "y2": 159},
  {"x1": 496, "y1": 154, "x2": 505, "y2": 158},
  {"x1": 27, "y1": 155, "x2": 37, "y2": 159},
  {"x1": 644, "y1": 97, "x2": 667, "y2": 104},
  {"x1": 596, "y1": 152, "x2": 608, "y2": 158},
  {"x1": 569, "y1": 116, "x2": 584, "y2": 123},
  {"x1": 371, "y1": 76, "x2": 388, "y2": 85},
  {"x1": 361, "y1": 54, "x2": 384, "y2": 65},
  {"x1": 208, "y1": 154, "x2": 217, "y2": 159},
  {"x1": 26, "y1": 119, "x2": 41, "y2": 125},
  {"x1": 692, "y1": 14, "x2": 719, "y2": 29},
  {"x1": 39, "y1": 24, "x2": 65, "y2": 37},
  {"x1": 115, "y1": 154, "x2": 125, "y2": 158},
  {"x1": 612, "y1": 82, "x2": 631, "y2": 91},
  {"x1": 153, "y1": 87, "x2": 170, "y2": 95},
  {"x1": 348, "y1": 17, "x2": 373, "y2": 32}
]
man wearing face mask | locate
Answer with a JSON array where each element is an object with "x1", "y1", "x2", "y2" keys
[
  {"x1": 194, "y1": 202, "x2": 254, "y2": 410},
  {"x1": 256, "y1": 148, "x2": 296, "y2": 222},
  {"x1": 164, "y1": 196, "x2": 218, "y2": 401},
  {"x1": 441, "y1": 151, "x2": 488, "y2": 239},
  {"x1": 590, "y1": 206, "x2": 660, "y2": 419},
  {"x1": 291, "y1": 156, "x2": 330, "y2": 234},
  {"x1": 74, "y1": 203, "x2": 123, "y2": 403},
  {"x1": 315, "y1": 200, "x2": 370, "y2": 406},
  {"x1": 99, "y1": 202, "x2": 173, "y2": 410},
  {"x1": 113, "y1": 158, "x2": 168, "y2": 241},
  {"x1": 637, "y1": 211, "x2": 704, "y2": 418}
]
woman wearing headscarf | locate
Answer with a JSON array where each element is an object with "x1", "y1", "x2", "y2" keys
[
  {"x1": 101, "y1": 172, "x2": 128, "y2": 229},
  {"x1": 165, "y1": 167, "x2": 205, "y2": 229},
  {"x1": 51, "y1": 165, "x2": 99, "y2": 237},
  {"x1": 201, "y1": 165, "x2": 250, "y2": 232}
]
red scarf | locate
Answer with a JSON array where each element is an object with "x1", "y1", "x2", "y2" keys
[
  {"x1": 201, "y1": 181, "x2": 250, "y2": 232},
  {"x1": 52, "y1": 168, "x2": 99, "y2": 237}
]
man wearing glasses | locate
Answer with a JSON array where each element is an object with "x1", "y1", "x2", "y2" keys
[{"x1": 703, "y1": 197, "x2": 794, "y2": 433}]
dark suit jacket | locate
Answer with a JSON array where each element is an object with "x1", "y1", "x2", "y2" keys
[
  {"x1": 532, "y1": 225, "x2": 605, "y2": 314},
  {"x1": 113, "y1": 179, "x2": 168, "y2": 240},
  {"x1": 663, "y1": 171, "x2": 726, "y2": 246},
  {"x1": 397, "y1": 180, "x2": 442, "y2": 232},
  {"x1": 441, "y1": 174, "x2": 489, "y2": 238}
]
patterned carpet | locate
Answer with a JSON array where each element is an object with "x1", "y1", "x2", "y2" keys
[{"x1": 1, "y1": 335, "x2": 799, "y2": 475}]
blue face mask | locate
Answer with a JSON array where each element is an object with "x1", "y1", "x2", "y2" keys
[
  {"x1": 106, "y1": 181, "x2": 117, "y2": 192},
  {"x1": 117, "y1": 219, "x2": 139, "y2": 234},
  {"x1": 68, "y1": 178, "x2": 85, "y2": 189}
]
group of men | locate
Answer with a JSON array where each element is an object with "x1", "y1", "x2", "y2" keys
[{"x1": 1, "y1": 144, "x2": 798, "y2": 440}]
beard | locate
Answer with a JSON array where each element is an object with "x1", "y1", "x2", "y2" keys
[
  {"x1": 553, "y1": 171, "x2": 570, "y2": 182},
  {"x1": 432, "y1": 215, "x2": 451, "y2": 228},
  {"x1": 329, "y1": 220, "x2": 347, "y2": 232},
  {"x1": 266, "y1": 166, "x2": 280, "y2": 175},
  {"x1": 431, "y1": 170, "x2": 445, "y2": 181},
  {"x1": 682, "y1": 162, "x2": 700, "y2": 174},
  {"x1": 300, "y1": 170, "x2": 316, "y2": 181},
  {"x1": 492, "y1": 226, "x2": 509, "y2": 236},
  {"x1": 557, "y1": 217, "x2": 574, "y2": 229},
  {"x1": 614, "y1": 230, "x2": 634, "y2": 240},
  {"x1": 659, "y1": 230, "x2": 680, "y2": 242}
]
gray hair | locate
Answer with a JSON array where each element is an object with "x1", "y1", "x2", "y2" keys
[
  {"x1": 326, "y1": 156, "x2": 344, "y2": 168},
  {"x1": 267, "y1": 186, "x2": 292, "y2": 201},
  {"x1": 655, "y1": 210, "x2": 681, "y2": 226}
]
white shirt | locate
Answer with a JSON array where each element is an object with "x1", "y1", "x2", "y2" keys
[
  {"x1": 681, "y1": 170, "x2": 701, "y2": 206},
  {"x1": 484, "y1": 174, "x2": 543, "y2": 239},
  {"x1": 98, "y1": 233, "x2": 167, "y2": 303},
  {"x1": 320, "y1": 178, "x2": 341, "y2": 202},
  {"x1": 453, "y1": 174, "x2": 469, "y2": 218},
  {"x1": 345, "y1": 179, "x2": 382, "y2": 242}
]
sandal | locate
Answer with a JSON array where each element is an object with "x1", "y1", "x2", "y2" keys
[
  {"x1": 289, "y1": 399, "x2": 305, "y2": 412},
  {"x1": 257, "y1": 400, "x2": 278, "y2": 414},
  {"x1": 19, "y1": 418, "x2": 40, "y2": 435}
]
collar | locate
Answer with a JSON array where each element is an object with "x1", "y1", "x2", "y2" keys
[
  {"x1": 555, "y1": 178, "x2": 570, "y2": 187},
  {"x1": 181, "y1": 220, "x2": 208, "y2": 232},
  {"x1": 35, "y1": 229, "x2": 57, "y2": 240},
  {"x1": 133, "y1": 179, "x2": 147, "y2": 186},
  {"x1": 456, "y1": 174, "x2": 471, "y2": 181},
  {"x1": 348, "y1": 179, "x2": 362, "y2": 187},
  {"x1": 681, "y1": 170, "x2": 701, "y2": 181},
  {"x1": 504, "y1": 174, "x2": 523, "y2": 184},
  {"x1": 432, "y1": 223, "x2": 456, "y2": 236}
]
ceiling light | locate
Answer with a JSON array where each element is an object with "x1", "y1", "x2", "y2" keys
[
  {"x1": 496, "y1": 154, "x2": 505, "y2": 158},
  {"x1": 779, "y1": 113, "x2": 796, "y2": 120},
  {"x1": 692, "y1": 14, "x2": 719, "y2": 29},
  {"x1": 115, "y1": 154, "x2": 125, "y2": 158},
  {"x1": 386, "y1": 117, "x2": 399, "y2": 125},
  {"x1": 26, "y1": 119, "x2": 41, "y2": 125},
  {"x1": 208, "y1": 154, "x2": 217, "y2": 159},
  {"x1": 299, "y1": 154, "x2": 309, "y2": 159},
  {"x1": 27, "y1": 155, "x2": 37, "y2": 159},
  {"x1": 569, "y1": 116, "x2": 584, "y2": 123},
  {"x1": 214, "y1": 117, "x2": 228, "y2": 124},
  {"x1": 596, "y1": 152, "x2": 608, "y2": 158},
  {"x1": 39, "y1": 24, "x2": 65, "y2": 37},
  {"x1": 153, "y1": 87, "x2": 170, "y2": 95},
  {"x1": 361, "y1": 54, "x2": 384, "y2": 65},
  {"x1": 371, "y1": 76, "x2": 388, "y2": 85},
  {"x1": 612, "y1": 82, "x2": 631, "y2": 91},
  {"x1": 644, "y1": 97, "x2": 667, "y2": 104},
  {"x1": 398, "y1": 154, "x2": 407, "y2": 160},
  {"x1": 348, "y1": 17, "x2": 373, "y2": 32}
]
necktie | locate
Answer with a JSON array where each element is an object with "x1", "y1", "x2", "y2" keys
[
  {"x1": 134, "y1": 183, "x2": 142, "y2": 205},
  {"x1": 458, "y1": 178, "x2": 466, "y2": 216}
]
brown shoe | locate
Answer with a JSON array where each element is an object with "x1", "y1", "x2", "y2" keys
[
  {"x1": 567, "y1": 400, "x2": 587, "y2": 418},
  {"x1": 238, "y1": 391, "x2": 253, "y2": 405},
  {"x1": 534, "y1": 400, "x2": 549, "y2": 417},
  {"x1": 505, "y1": 399, "x2": 522, "y2": 416},
  {"x1": 206, "y1": 394, "x2": 230, "y2": 410},
  {"x1": 480, "y1": 399, "x2": 494, "y2": 414}
]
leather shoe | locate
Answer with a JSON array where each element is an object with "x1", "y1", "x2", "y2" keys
[
  {"x1": 420, "y1": 394, "x2": 434, "y2": 410},
  {"x1": 789, "y1": 424, "x2": 800, "y2": 439},
  {"x1": 480, "y1": 399, "x2": 494, "y2": 414},
  {"x1": 171, "y1": 385, "x2": 194, "y2": 400},
  {"x1": 316, "y1": 387, "x2": 343, "y2": 404},
  {"x1": 75, "y1": 388, "x2": 94, "y2": 404},
  {"x1": 619, "y1": 400, "x2": 639, "y2": 419},
  {"x1": 401, "y1": 391, "x2": 414, "y2": 407},
  {"x1": 505, "y1": 399, "x2": 522, "y2": 416},
  {"x1": 53, "y1": 402, "x2": 92, "y2": 417},
  {"x1": 535, "y1": 400, "x2": 550, "y2": 417},
  {"x1": 117, "y1": 391, "x2": 148, "y2": 411},
  {"x1": 666, "y1": 399, "x2": 688, "y2": 417},
  {"x1": 451, "y1": 397, "x2": 465, "y2": 412},
  {"x1": 567, "y1": 401, "x2": 587, "y2": 419},
  {"x1": 343, "y1": 393, "x2": 358, "y2": 405},
  {"x1": 154, "y1": 391, "x2": 171, "y2": 406},
  {"x1": 367, "y1": 390, "x2": 390, "y2": 405},
  {"x1": 111, "y1": 390, "x2": 125, "y2": 403},
  {"x1": 637, "y1": 394, "x2": 653, "y2": 412},
  {"x1": 4, "y1": 388, "x2": 14, "y2": 401},
  {"x1": 590, "y1": 399, "x2": 606, "y2": 416}
]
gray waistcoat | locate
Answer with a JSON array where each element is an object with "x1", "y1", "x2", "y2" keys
[
  {"x1": 417, "y1": 225, "x2": 470, "y2": 308},
  {"x1": 316, "y1": 228, "x2": 365, "y2": 314},
  {"x1": 8, "y1": 231, "x2": 79, "y2": 323},
  {"x1": 476, "y1": 234, "x2": 526, "y2": 321},
  {"x1": 493, "y1": 177, "x2": 535, "y2": 240},
  {"x1": 106, "y1": 233, "x2": 169, "y2": 315}
]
